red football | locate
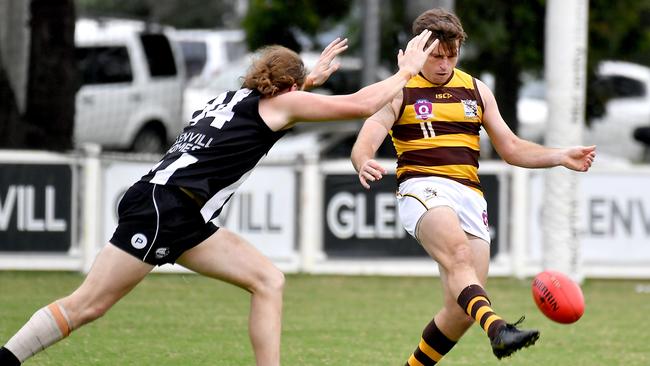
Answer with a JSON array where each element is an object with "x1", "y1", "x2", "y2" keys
[{"x1": 531, "y1": 270, "x2": 585, "y2": 324}]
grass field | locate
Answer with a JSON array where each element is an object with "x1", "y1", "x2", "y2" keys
[{"x1": 1, "y1": 271, "x2": 648, "y2": 365}]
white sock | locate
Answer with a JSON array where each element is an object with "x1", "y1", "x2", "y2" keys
[{"x1": 5, "y1": 302, "x2": 73, "y2": 362}]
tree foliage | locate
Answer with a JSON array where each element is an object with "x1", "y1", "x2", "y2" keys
[
  {"x1": 455, "y1": 1, "x2": 545, "y2": 133},
  {"x1": 75, "y1": 0, "x2": 239, "y2": 28},
  {"x1": 2, "y1": 0, "x2": 649, "y2": 150},
  {"x1": 588, "y1": 0, "x2": 650, "y2": 66},
  {"x1": 241, "y1": 0, "x2": 352, "y2": 52},
  {"x1": 456, "y1": 0, "x2": 650, "y2": 126}
]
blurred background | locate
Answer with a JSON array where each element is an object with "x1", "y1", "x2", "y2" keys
[
  {"x1": 2, "y1": 0, "x2": 650, "y2": 159},
  {"x1": 0, "y1": 0, "x2": 649, "y2": 279}
]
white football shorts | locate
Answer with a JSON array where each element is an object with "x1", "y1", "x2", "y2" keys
[{"x1": 396, "y1": 176, "x2": 491, "y2": 244}]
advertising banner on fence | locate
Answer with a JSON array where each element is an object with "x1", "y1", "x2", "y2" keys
[
  {"x1": 0, "y1": 164, "x2": 73, "y2": 252},
  {"x1": 102, "y1": 161, "x2": 297, "y2": 260},
  {"x1": 214, "y1": 166, "x2": 297, "y2": 260},
  {"x1": 323, "y1": 173, "x2": 502, "y2": 258},
  {"x1": 529, "y1": 172, "x2": 650, "y2": 263}
]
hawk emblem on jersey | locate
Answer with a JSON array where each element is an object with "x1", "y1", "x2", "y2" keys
[
  {"x1": 461, "y1": 99, "x2": 478, "y2": 118},
  {"x1": 423, "y1": 186, "x2": 438, "y2": 200},
  {"x1": 414, "y1": 99, "x2": 433, "y2": 120}
]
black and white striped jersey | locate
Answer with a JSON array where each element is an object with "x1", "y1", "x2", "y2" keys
[{"x1": 139, "y1": 88, "x2": 289, "y2": 222}]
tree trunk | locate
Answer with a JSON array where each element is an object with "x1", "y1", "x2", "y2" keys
[
  {"x1": 0, "y1": 60, "x2": 25, "y2": 147},
  {"x1": 494, "y1": 57, "x2": 521, "y2": 135},
  {"x1": 494, "y1": 7, "x2": 522, "y2": 136},
  {"x1": 0, "y1": 0, "x2": 30, "y2": 148},
  {"x1": 24, "y1": 0, "x2": 76, "y2": 151}
]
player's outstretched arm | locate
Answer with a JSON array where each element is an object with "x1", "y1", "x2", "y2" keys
[
  {"x1": 302, "y1": 37, "x2": 348, "y2": 91},
  {"x1": 478, "y1": 79, "x2": 596, "y2": 172},
  {"x1": 260, "y1": 30, "x2": 437, "y2": 130}
]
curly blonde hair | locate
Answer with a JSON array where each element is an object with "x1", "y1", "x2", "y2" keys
[{"x1": 242, "y1": 45, "x2": 306, "y2": 97}]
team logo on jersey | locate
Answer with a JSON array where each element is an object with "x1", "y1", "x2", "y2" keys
[
  {"x1": 423, "y1": 186, "x2": 438, "y2": 200},
  {"x1": 131, "y1": 233, "x2": 148, "y2": 249},
  {"x1": 462, "y1": 99, "x2": 478, "y2": 118},
  {"x1": 414, "y1": 99, "x2": 433, "y2": 120},
  {"x1": 155, "y1": 247, "x2": 170, "y2": 259}
]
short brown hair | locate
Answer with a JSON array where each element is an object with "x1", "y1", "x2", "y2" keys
[
  {"x1": 242, "y1": 45, "x2": 306, "y2": 97},
  {"x1": 412, "y1": 8, "x2": 467, "y2": 56}
]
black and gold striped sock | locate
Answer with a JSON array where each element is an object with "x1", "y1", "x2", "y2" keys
[
  {"x1": 457, "y1": 284, "x2": 506, "y2": 340},
  {"x1": 405, "y1": 319, "x2": 456, "y2": 366}
]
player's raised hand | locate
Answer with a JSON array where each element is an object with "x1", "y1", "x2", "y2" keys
[
  {"x1": 397, "y1": 30, "x2": 438, "y2": 78},
  {"x1": 358, "y1": 158, "x2": 388, "y2": 189},
  {"x1": 562, "y1": 145, "x2": 597, "y2": 172},
  {"x1": 302, "y1": 37, "x2": 348, "y2": 90}
]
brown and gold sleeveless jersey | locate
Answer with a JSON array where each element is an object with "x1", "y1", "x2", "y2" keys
[{"x1": 390, "y1": 68, "x2": 485, "y2": 195}]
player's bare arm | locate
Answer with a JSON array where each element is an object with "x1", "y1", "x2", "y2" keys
[
  {"x1": 260, "y1": 31, "x2": 437, "y2": 130},
  {"x1": 351, "y1": 92, "x2": 402, "y2": 189},
  {"x1": 477, "y1": 79, "x2": 596, "y2": 172}
]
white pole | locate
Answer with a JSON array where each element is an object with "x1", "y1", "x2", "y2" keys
[
  {"x1": 298, "y1": 152, "x2": 323, "y2": 273},
  {"x1": 82, "y1": 143, "x2": 103, "y2": 273},
  {"x1": 361, "y1": 0, "x2": 380, "y2": 87},
  {"x1": 542, "y1": 0, "x2": 589, "y2": 282},
  {"x1": 510, "y1": 167, "x2": 529, "y2": 279}
]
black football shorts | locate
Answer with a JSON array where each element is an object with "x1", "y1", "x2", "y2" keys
[{"x1": 110, "y1": 181, "x2": 219, "y2": 266}]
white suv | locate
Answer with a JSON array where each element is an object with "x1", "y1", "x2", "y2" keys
[
  {"x1": 74, "y1": 18, "x2": 185, "y2": 153},
  {"x1": 586, "y1": 61, "x2": 650, "y2": 162},
  {"x1": 171, "y1": 29, "x2": 247, "y2": 84},
  {"x1": 516, "y1": 61, "x2": 650, "y2": 162},
  {"x1": 170, "y1": 29, "x2": 248, "y2": 123}
]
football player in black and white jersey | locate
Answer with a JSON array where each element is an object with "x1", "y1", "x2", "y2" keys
[{"x1": 0, "y1": 31, "x2": 438, "y2": 366}]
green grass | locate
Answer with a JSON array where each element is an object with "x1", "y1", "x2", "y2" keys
[{"x1": 1, "y1": 272, "x2": 649, "y2": 365}]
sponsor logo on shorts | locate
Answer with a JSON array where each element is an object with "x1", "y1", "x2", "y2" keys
[
  {"x1": 131, "y1": 233, "x2": 148, "y2": 249},
  {"x1": 155, "y1": 247, "x2": 170, "y2": 259},
  {"x1": 482, "y1": 210, "x2": 489, "y2": 229}
]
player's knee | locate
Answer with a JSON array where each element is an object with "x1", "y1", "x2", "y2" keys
[
  {"x1": 267, "y1": 268, "x2": 285, "y2": 292},
  {"x1": 255, "y1": 267, "x2": 285, "y2": 296}
]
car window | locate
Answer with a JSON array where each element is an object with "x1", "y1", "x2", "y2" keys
[
  {"x1": 603, "y1": 75, "x2": 646, "y2": 99},
  {"x1": 76, "y1": 46, "x2": 133, "y2": 85},
  {"x1": 202, "y1": 60, "x2": 248, "y2": 91},
  {"x1": 140, "y1": 33, "x2": 178, "y2": 77},
  {"x1": 224, "y1": 41, "x2": 248, "y2": 63},
  {"x1": 179, "y1": 40, "x2": 208, "y2": 79},
  {"x1": 519, "y1": 80, "x2": 545, "y2": 99},
  {"x1": 320, "y1": 69, "x2": 363, "y2": 95}
]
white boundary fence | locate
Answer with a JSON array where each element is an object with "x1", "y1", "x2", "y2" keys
[{"x1": 1, "y1": 148, "x2": 650, "y2": 279}]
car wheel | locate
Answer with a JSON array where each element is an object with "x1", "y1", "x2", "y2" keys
[{"x1": 132, "y1": 126, "x2": 166, "y2": 154}]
